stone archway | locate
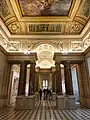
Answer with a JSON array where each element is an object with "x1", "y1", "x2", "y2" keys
[{"x1": 34, "y1": 44, "x2": 56, "y2": 68}]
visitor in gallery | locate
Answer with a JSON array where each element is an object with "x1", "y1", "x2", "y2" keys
[{"x1": 39, "y1": 89, "x2": 42, "y2": 100}]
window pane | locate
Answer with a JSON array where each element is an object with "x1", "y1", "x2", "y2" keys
[
  {"x1": 43, "y1": 80, "x2": 45, "y2": 87},
  {"x1": 46, "y1": 80, "x2": 48, "y2": 86}
]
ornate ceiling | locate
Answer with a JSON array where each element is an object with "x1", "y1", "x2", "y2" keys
[
  {"x1": 18, "y1": 0, "x2": 72, "y2": 16},
  {"x1": 0, "y1": 0, "x2": 90, "y2": 68},
  {"x1": 0, "y1": 0, "x2": 90, "y2": 35}
]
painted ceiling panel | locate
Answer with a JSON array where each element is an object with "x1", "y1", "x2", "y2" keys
[
  {"x1": 0, "y1": 0, "x2": 11, "y2": 18},
  {"x1": 0, "y1": 0, "x2": 90, "y2": 35},
  {"x1": 81, "y1": 0, "x2": 90, "y2": 18},
  {"x1": 18, "y1": 0, "x2": 73, "y2": 16}
]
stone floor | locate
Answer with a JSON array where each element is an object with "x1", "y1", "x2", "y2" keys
[{"x1": 0, "y1": 100, "x2": 90, "y2": 120}]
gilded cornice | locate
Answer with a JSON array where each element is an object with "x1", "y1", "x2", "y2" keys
[{"x1": 0, "y1": 0, "x2": 90, "y2": 36}]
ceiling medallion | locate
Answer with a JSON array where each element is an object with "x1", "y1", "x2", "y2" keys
[
  {"x1": 10, "y1": 23, "x2": 19, "y2": 32},
  {"x1": 70, "y1": 22, "x2": 82, "y2": 33}
]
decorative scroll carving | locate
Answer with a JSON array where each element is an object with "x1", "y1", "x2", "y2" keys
[
  {"x1": 71, "y1": 42, "x2": 83, "y2": 51},
  {"x1": 0, "y1": 33, "x2": 90, "y2": 53},
  {"x1": 83, "y1": 38, "x2": 90, "y2": 50},
  {"x1": 70, "y1": 22, "x2": 83, "y2": 34},
  {"x1": 57, "y1": 42, "x2": 63, "y2": 51},
  {"x1": 7, "y1": 41, "x2": 20, "y2": 51},
  {"x1": 8, "y1": 22, "x2": 20, "y2": 33},
  {"x1": 0, "y1": 34, "x2": 9, "y2": 50}
]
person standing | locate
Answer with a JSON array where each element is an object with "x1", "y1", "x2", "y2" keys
[
  {"x1": 39, "y1": 89, "x2": 42, "y2": 100},
  {"x1": 43, "y1": 89, "x2": 46, "y2": 100}
]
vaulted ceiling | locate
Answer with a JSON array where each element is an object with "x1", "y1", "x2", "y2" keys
[
  {"x1": 0, "y1": 0, "x2": 90, "y2": 68},
  {"x1": 0, "y1": 0, "x2": 90, "y2": 35}
]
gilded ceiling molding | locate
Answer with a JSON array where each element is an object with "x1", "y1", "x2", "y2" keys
[
  {"x1": 5, "y1": 21, "x2": 84, "y2": 35},
  {"x1": 0, "y1": 34, "x2": 89, "y2": 54},
  {"x1": 8, "y1": 22, "x2": 21, "y2": 34},
  {"x1": 0, "y1": 0, "x2": 90, "y2": 53},
  {"x1": 0, "y1": 0, "x2": 90, "y2": 36}
]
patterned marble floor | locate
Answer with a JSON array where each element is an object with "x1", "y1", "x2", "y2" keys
[{"x1": 0, "y1": 101, "x2": 90, "y2": 120}]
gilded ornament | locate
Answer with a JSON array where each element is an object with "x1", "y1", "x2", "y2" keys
[
  {"x1": 70, "y1": 22, "x2": 81, "y2": 33},
  {"x1": 10, "y1": 23, "x2": 19, "y2": 32}
]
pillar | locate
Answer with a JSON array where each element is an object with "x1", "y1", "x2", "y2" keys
[
  {"x1": 55, "y1": 63, "x2": 62, "y2": 95},
  {"x1": 35, "y1": 67, "x2": 40, "y2": 92},
  {"x1": 51, "y1": 67, "x2": 56, "y2": 92},
  {"x1": 18, "y1": 62, "x2": 27, "y2": 95},
  {"x1": 28, "y1": 62, "x2": 36, "y2": 95},
  {"x1": 64, "y1": 61, "x2": 73, "y2": 95},
  {"x1": 0, "y1": 62, "x2": 12, "y2": 108}
]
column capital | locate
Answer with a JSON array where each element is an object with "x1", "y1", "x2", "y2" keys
[
  {"x1": 35, "y1": 67, "x2": 40, "y2": 72},
  {"x1": 51, "y1": 67, "x2": 56, "y2": 73}
]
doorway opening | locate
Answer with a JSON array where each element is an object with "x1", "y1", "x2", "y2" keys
[{"x1": 43, "y1": 80, "x2": 48, "y2": 89}]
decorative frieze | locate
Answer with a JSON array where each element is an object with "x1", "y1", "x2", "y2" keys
[
  {"x1": 28, "y1": 24, "x2": 62, "y2": 32},
  {"x1": 0, "y1": 34, "x2": 9, "y2": 50}
]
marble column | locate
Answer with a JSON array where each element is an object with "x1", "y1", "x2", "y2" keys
[
  {"x1": 64, "y1": 61, "x2": 73, "y2": 95},
  {"x1": 35, "y1": 67, "x2": 40, "y2": 92},
  {"x1": 51, "y1": 67, "x2": 56, "y2": 92},
  {"x1": 28, "y1": 62, "x2": 36, "y2": 95},
  {"x1": 18, "y1": 62, "x2": 27, "y2": 95},
  {"x1": 0, "y1": 62, "x2": 12, "y2": 108},
  {"x1": 55, "y1": 63, "x2": 62, "y2": 95}
]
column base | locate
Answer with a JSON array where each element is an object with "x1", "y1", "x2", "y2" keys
[
  {"x1": 56, "y1": 95, "x2": 76, "y2": 109},
  {"x1": 64, "y1": 95, "x2": 76, "y2": 109},
  {"x1": 56, "y1": 95, "x2": 65, "y2": 109},
  {"x1": 0, "y1": 97, "x2": 7, "y2": 108},
  {"x1": 9, "y1": 96, "x2": 16, "y2": 105},
  {"x1": 15, "y1": 95, "x2": 35, "y2": 110},
  {"x1": 52, "y1": 92, "x2": 56, "y2": 101}
]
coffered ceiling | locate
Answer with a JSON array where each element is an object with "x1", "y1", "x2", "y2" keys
[
  {"x1": 0, "y1": 0, "x2": 90, "y2": 35},
  {"x1": 0, "y1": 0, "x2": 90, "y2": 68}
]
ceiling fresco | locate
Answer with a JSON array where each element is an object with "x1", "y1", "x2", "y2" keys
[
  {"x1": 0, "y1": 0, "x2": 10, "y2": 18},
  {"x1": 81, "y1": 0, "x2": 90, "y2": 18},
  {"x1": 0, "y1": 0, "x2": 90, "y2": 35},
  {"x1": 18, "y1": 0, "x2": 73, "y2": 16}
]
